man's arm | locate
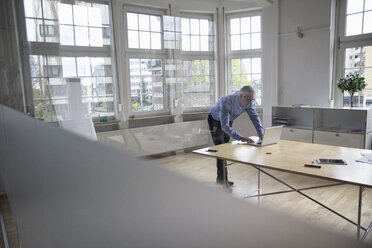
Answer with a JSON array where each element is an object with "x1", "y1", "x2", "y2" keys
[{"x1": 246, "y1": 106, "x2": 264, "y2": 137}]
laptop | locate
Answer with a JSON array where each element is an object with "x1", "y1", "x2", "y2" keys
[{"x1": 247, "y1": 126, "x2": 283, "y2": 147}]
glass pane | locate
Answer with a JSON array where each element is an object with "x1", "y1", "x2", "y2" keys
[
  {"x1": 24, "y1": 0, "x2": 42, "y2": 18},
  {"x1": 164, "y1": 16, "x2": 174, "y2": 31},
  {"x1": 127, "y1": 12, "x2": 138, "y2": 30},
  {"x1": 62, "y1": 57, "x2": 77, "y2": 77},
  {"x1": 89, "y1": 27, "x2": 103, "y2": 47},
  {"x1": 58, "y1": 3, "x2": 73, "y2": 24},
  {"x1": 363, "y1": 11, "x2": 372, "y2": 34},
  {"x1": 231, "y1": 35, "x2": 240, "y2": 51},
  {"x1": 344, "y1": 47, "x2": 361, "y2": 68},
  {"x1": 175, "y1": 17, "x2": 182, "y2": 32},
  {"x1": 88, "y1": 6, "x2": 102, "y2": 26},
  {"x1": 128, "y1": 30, "x2": 139, "y2": 48},
  {"x1": 75, "y1": 26, "x2": 89, "y2": 46},
  {"x1": 182, "y1": 18, "x2": 190, "y2": 34},
  {"x1": 139, "y1": 14, "x2": 150, "y2": 31},
  {"x1": 252, "y1": 58, "x2": 261, "y2": 74},
  {"x1": 34, "y1": 100, "x2": 52, "y2": 120},
  {"x1": 191, "y1": 35, "x2": 200, "y2": 51},
  {"x1": 150, "y1": 15, "x2": 161, "y2": 32},
  {"x1": 241, "y1": 58, "x2": 251, "y2": 74},
  {"x1": 251, "y1": 16, "x2": 261, "y2": 33},
  {"x1": 139, "y1": 31, "x2": 151, "y2": 49},
  {"x1": 346, "y1": 13, "x2": 363, "y2": 36},
  {"x1": 73, "y1": 5, "x2": 88, "y2": 26},
  {"x1": 182, "y1": 35, "x2": 190, "y2": 51},
  {"x1": 241, "y1": 34, "x2": 250, "y2": 50},
  {"x1": 43, "y1": 0, "x2": 60, "y2": 20},
  {"x1": 200, "y1": 19, "x2": 209, "y2": 35},
  {"x1": 252, "y1": 33, "x2": 261, "y2": 49},
  {"x1": 32, "y1": 78, "x2": 48, "y2": 99},
  {"x1": 240, "y1": 17, "x2": 250, "y2": 34},
  {"x1": 94, "y1": 4, "x2": 109, "y2": 25},
  {"x1": 230, "y1": 18, "x2": 240, "y2": 35},
  {"x1": 151, "y1": 32, "x2": 161, "y2": 49},
  {"x1": 366, "y1": 0, "x2": 372, "y2": 11},
  {"x1": 190, "y1": 19, "x2": 200, "y2": 35},
  {"x1": 29, "y1": 55, "x2": 46, "y2": 77},
  {"x1": 47, "y1": 57, "x2": 62, "y2": 78},
  {"x1": 200, "y1": 36, "x2": 209, "y2": 51},
  {"x1": 26, "y1": 18, "x2": 44, "y2": 42},
  {"x1": 346, "y1": 0, "x2": 364, "y2": 14},
  {"x1": 129, "y1": 59, "x2": 140, "y2": 75},
  {"x1": 365, "y1": 46, "x2": 372, "y2": 67},
  {"x1": 231, "y1": 59, "x2": 241, "y2": 75},
  {"x1": 77, "y1": 57, "x2": 91, "y2": 76},
  {"x1": 59, "y1": 25, "x2": 74, "y2": 45},
  {"x1": 192, "y1": 60, "x2": 201, "y2": 76},
  {"x1": 44, "y1": 20, "x2": 59, "y2": 43}
]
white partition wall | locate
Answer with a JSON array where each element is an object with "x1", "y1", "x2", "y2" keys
[{"x1": 0, "y1": 105, "x2": 366, "y2": 248}]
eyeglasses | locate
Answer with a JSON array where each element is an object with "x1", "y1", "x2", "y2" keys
[{"x1": 243, "y1": 95, "x2": 255, "y2": 102}]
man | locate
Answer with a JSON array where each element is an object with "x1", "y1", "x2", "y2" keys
[{"x1": 208, "y1": 86, "x2": 264, "y2": 186}]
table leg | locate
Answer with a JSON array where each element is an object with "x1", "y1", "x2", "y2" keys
[
  {"x1": 258, "y1": 170, "x2": 261, "y2": 197},
  {"x1": 223, "y1": 159, "x2": 227, "y2": 188},
  {"x1": 357, "y1": 186, "x2": 363, "y2": 240}
]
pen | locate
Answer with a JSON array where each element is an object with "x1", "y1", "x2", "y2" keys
[{"x1": 304, "y1": 164, "x2": 321, "y2": 169}]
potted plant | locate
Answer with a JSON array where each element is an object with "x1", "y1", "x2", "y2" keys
[{"x1": 337, "y1": 73, "x2": 366, "y2": 107}]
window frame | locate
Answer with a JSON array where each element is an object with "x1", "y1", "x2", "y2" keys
[
  {"x1": 335, "y1": 0, "x2": 372, "y2": 107},
  {"x1": 178, "y1": 12, "x2": 217, "y2": 112},
  {"x1": 226, "y1": 11, "x2": 263, "y2": 106},
  {"x1": 123, "y1": 5, "x2": 171, "y2": 117},
  {"x1": 22, "y1": 0, "x2": 119, "y2": 122}
]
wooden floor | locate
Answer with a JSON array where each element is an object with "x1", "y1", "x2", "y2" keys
[
  {"x1": 151, "y1": 152, "x2": 372, "y2": 244},
  {"x1": 1, "y1": 151, "x2": 372, "y2": 246}
]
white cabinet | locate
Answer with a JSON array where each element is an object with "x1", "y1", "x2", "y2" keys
[
  {"x1": 273, "y1": 106, "x2": 372, "y2": 149},
  {"x1": 313, "y1": 131, "x2": 364, "y2": 149},
  {"x1": 282, "y1": 128, "x2": 313, "y2": 143}
]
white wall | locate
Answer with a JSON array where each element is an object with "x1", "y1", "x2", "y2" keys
[{"x1": 278, "y1": 0, "x2": 332, "y2": 107}]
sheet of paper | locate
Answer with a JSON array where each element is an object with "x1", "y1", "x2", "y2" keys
[
  {"x1": 361, "y1": 153, "x2": 372, "y2": 161},
  {"x1": 356, "y1": 156, "x2": 372, "y2": 164}
]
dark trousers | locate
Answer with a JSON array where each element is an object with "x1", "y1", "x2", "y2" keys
[{"x1": 208, "y1": 114, "x2": 232, "y2": 181}]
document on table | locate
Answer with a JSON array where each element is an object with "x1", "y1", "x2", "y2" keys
[{"x1": 356, "y1": 153, "x2": 372, "y2": 164}]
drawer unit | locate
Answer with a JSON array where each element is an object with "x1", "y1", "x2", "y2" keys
[
  {"x1": 313, "y1": 131, "x2": 364, "y2": 149},
  {"x1": 281, "y1": 127, "x2": 313, "y2": 143}
]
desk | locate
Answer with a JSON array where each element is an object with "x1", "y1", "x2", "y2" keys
[{"x1": 193, "y1": 140, "x2": 372, "y2": 240}]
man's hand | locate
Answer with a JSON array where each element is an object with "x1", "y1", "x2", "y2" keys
[{"x1": 240, "y1": 137, "x2": 254, "y2": 143}]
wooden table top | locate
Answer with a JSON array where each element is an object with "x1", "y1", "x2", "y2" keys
[{"x1": 193, "y1": 140, "x2": 372, "y2": 188}]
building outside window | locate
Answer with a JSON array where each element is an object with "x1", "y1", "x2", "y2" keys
[
  {"x1": 23, "y1": 0, "x2": 116, "y2": 121},
  {"x1": 226, "y1": 12, "x2": 262, "y2": 106}
]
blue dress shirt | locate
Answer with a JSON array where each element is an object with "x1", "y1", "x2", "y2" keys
[{"x1": 210, "y1": 92, "x2": 264, "y2": 140}]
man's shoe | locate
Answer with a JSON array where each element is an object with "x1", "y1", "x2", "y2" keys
[{"x1": 216, "y1": 179, "x2": 234, "y2": 186}]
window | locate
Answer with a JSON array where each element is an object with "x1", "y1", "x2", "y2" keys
[
  {"x1": 183, "y1": 60, "x2": 215, "y2": 107},
  {"x1": 337, "y1": 0, "x2": 372, "y2": 107},
  {"x1": 229, "y1": 16, "x2": 261, "y2": 50},
  {"x1": 129, "y1": 58, "x2": 163, "y2": 112},
  {"x1": 227, "y1": 13, "x2": 262, "y2": 105},
  {"x1": 345, "y1": 0, "x2": 372, "y2": 36},
  {"x1": 24, "y1": 0, "x2": 116, "y2": 121},
  {"x1": 125, "y1": 8, "x2": 166, "y2": 114},
  {"x1": 127, "y1": 12, "x2": 161, "y2": 49},
  {"x1": 180, "y1": 15, "x2": 215, "y2": 109},
  {"x1": 342, "y1": 46, "x2": 372, "y2": 106},
  {"x1": 181, "y1": 18, "x2": 213, "y2": 52},
  {"x1": 125, "y1": 9, "x2": 216, "y2": 114}
]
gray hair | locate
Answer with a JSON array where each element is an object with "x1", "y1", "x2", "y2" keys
[{"x1": 239, "y1": 86, "x2": 255, "y2": 95}]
